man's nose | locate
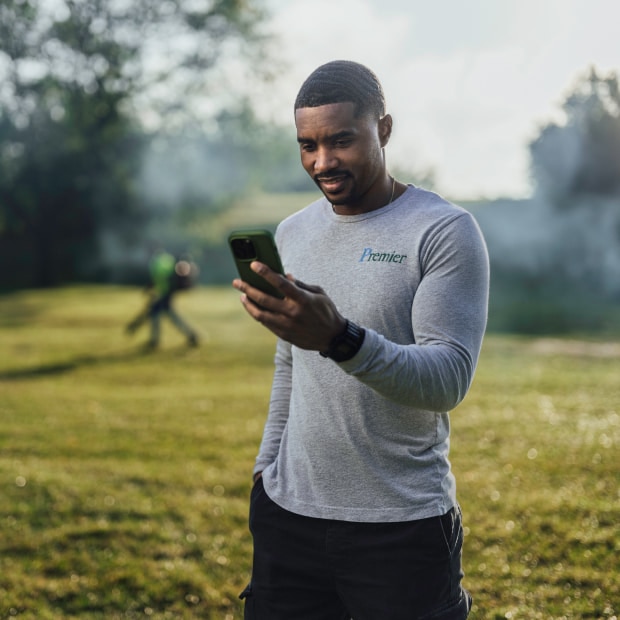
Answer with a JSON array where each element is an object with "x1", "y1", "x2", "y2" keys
[{"x1": 313, "y1": 147, "x2": 337, "y2": 174}]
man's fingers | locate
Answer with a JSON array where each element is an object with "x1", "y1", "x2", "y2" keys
[
  {"x1": 235, "y1": 281, "x2": 284, "y2": 313},
  {"x1": 233, "y1": 263, "x2": 327, "y2": 330},
  {"x1": 250, "y1": 262, "x2": 327, "y2": 299},
  {"x1": 250, "y1": 261, "x2": 286, "y2": 290},
  {"x1": 250, "y1": 261, "x2": 308, "y2": 300}
]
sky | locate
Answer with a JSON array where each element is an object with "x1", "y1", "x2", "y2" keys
[{"x1": 253, "y1": 0, "x2": 620, "y2": 200}]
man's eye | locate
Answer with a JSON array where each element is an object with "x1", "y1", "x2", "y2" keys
[
  {"x1": 334, "y1": 139, "x2": 352, "y2": 148},
  {"x1": 300, "y1": 143, "x2": 315, "y2": 152}
]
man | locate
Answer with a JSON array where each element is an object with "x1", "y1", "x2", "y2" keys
[
  {"x1": 233, "y1": 60, "x2": 489, "y2": 619},
  {"x1": 126, "y1": 247, "x2": 199, "y2": 348}
]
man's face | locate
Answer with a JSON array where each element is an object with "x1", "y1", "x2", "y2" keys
[{"x1": 295, "y1": 102, "x2": 391, "y2": 213}]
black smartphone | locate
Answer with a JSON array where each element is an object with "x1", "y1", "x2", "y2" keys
[{"x1": 228, "y1": 229, "x2": 285, "y2": 299}]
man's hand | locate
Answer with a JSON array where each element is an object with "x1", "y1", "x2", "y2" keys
[{"x1": 232, "y1": 261, "x2": 346, "y2": 352}]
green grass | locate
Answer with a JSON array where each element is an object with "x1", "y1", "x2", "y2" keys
[{"x1": 0, "y1": 287, "x2": 618, "y2": 619}]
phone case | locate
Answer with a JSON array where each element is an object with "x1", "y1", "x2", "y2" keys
[{"x1": 228, "y1": 229, "x2": 285, "y2": 299}]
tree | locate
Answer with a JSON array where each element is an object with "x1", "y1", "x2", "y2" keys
[
  {"x1": 529, "y1": 67, "x2": 620, "y2": 204},
  {"x1": 0, "y1": 0, "x2": 269, "y2": 288},
  {"x1": 485, "y1": 66, "x2": 620, "y2": 333}
]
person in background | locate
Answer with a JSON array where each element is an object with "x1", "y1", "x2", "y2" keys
[
  {"x1": 233, "y1": 60, "x2": 489, "y2": 619},
  {"x1": 126, "y1": 246, "x2": 199, "y2": 349}
]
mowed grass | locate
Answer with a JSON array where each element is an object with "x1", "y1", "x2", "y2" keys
[{"x1": 0, "y1": 286, "x2": 618, "y2": 619}]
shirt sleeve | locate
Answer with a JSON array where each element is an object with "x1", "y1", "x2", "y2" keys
[
  {"x1": 254, "y1": 337, "x2": 292, "y2": 476},
  {"x1": 339, "y1": 212, "x2": 490, "y2": 412}
]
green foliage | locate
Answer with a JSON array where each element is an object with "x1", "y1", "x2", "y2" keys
[
  {"x1": 0, "y1": 286, "x2": 618, "y2": 618},
  {"x1": 486, "y1": 243, "x2": 620, "y2": 335},
  {"x1": 0, "y1": 0, "x2": 269, "y2": 290},
  {"x1": 530, "y1": 67, "x2": 620, "y2": 203},
  {"x1": 481, "y1": 67, "x2": 620, "y2": 334}
]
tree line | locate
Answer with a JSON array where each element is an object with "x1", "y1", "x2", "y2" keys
[
  {"x1": 0, "y1": 0, "x2": 309, "y2": 289},
  {"x1": 1, "y1": 3, "x2": 619, "y2": 331},
  {"x1": 481, "y1": 67, "x2": 620, "y2": 333}
]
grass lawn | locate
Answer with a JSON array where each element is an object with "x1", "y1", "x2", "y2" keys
[{"x1": 0, "y1": 286, "x2": 618, "y2": 619}]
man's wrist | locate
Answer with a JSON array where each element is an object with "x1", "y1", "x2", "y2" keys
[{"x1": 320, "y1": 319, "x2": 365, "y2": 362}]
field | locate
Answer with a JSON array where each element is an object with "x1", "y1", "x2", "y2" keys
[{"x1": 0, "y1": 286, "x2": 618, "y2": 619}]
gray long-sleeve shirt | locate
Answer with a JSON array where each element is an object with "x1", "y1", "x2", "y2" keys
[{"x1": 255, "y1": 185, "x2": 489, "y2": 522}]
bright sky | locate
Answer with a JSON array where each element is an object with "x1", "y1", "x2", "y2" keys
[{"x1": 256, "y1": 0, "x2": 620, "y2": 199}]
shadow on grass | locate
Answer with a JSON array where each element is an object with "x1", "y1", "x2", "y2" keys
[
  {"x1": 0, "y1": 297, "x2": 44, "y2": 328},
  {"x1": 0, "y1": 344, "x2": 199, "y2": 381}
]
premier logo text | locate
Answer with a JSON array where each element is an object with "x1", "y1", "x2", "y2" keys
[{"x1": 359, "y1": 248, "x2": 408, "y2": 264}]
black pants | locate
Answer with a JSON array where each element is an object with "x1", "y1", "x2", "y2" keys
[{"x1": 241, "y1": 478, "x2": 472, "y2": 619}]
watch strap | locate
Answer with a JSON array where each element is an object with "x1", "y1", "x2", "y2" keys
[{"x1": 319, "y1": 320, "x2": 365, "y2": 362}]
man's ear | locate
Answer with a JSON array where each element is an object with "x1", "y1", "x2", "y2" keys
[{"x1": 378, "y1": 114, "x2": 393, "y2": 147}]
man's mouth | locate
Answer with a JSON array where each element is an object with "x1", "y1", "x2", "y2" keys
[{"x1": 316, "y1": 174, "x2": 348, "y2": 194}]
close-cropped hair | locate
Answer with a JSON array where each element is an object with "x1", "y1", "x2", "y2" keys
[{"x1": 294, "y1": 60, "x2": 386, "y2": 119}]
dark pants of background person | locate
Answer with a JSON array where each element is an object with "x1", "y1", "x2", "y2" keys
[
  {"x1": 147, "y1": 293, "x2": 197, "y2": 347},
  {"x1": 240, "y1": 477, "x2": 472, "y2": 620}
]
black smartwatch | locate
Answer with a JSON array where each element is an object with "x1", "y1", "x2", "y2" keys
[{"x1": 320, "y1": 320, "x2": 365, "y2": 362}]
